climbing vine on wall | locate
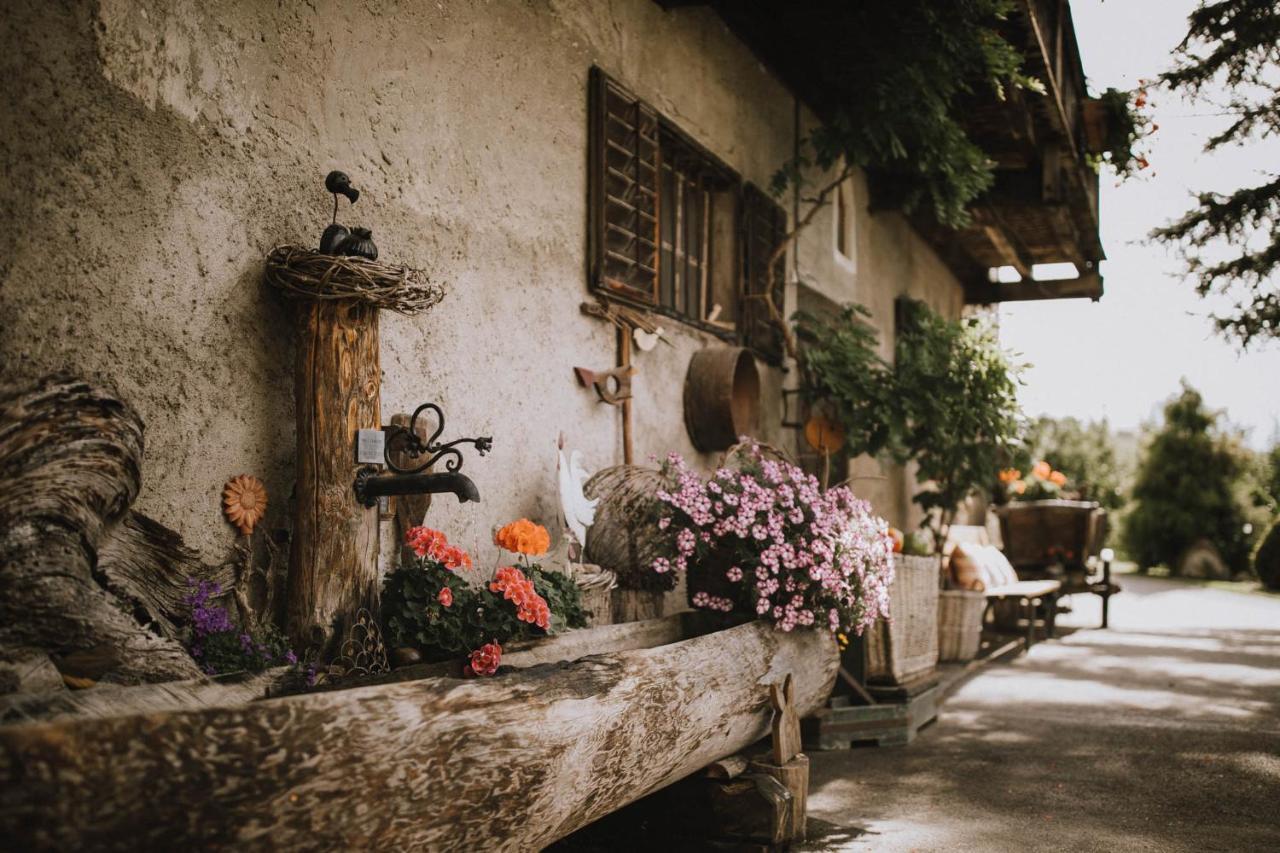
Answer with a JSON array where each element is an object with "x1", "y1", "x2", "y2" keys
[{"x1": 769, "y1": 0, "x2": 1041, "y2": 229}]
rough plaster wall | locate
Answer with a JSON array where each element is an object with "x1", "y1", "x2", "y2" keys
[{"x1": 0, "y1": 0, "x2": 960, "y2": 568}]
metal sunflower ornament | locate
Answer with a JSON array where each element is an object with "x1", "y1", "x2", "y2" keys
[{"x1": 222, "y1": 474, "x2": 268, "y2": 536}]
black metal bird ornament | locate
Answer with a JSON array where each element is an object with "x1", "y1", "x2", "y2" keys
[{"x1": 319, "y1": 170, "x2": 365, "y2": 254}]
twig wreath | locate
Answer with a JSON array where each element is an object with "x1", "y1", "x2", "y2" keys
[{"x1": 264, "y1": 245, "x2": 445, "y2": 315}]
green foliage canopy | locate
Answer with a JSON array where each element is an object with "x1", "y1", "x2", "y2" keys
[
  {"x1": 1155, "y1": 0, "x2": 1280, "y2": 345},
  {"x1": 892, "y1": 299, "x2": 1025, "y2": 549},
  {"x1": 794, "y1": 304, "x2": 896, "y2": 460},
  {"x1": 794, "y1": 299, "x2": 1025, "y2": 550},
  {"x1": 771, "y1": 0, "x2": 1040, "y2": 228}
]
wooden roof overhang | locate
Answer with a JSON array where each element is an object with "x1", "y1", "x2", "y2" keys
[{"x1": 657, "y1": 0, "x2": 1106, "y2": 305}]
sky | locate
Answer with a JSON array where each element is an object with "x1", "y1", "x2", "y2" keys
[{"x1": 998, "y1": 0, "x2": 1280, "y2": 448}]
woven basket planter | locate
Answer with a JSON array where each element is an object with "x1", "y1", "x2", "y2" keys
[
  {"x1": 572, "y1": 564, "x2": 617, "y2": 628},
  {"x1": 865, "y1": 554, "x2": 940, "y2": 684},
  {"x1": 937, "y1": 589, "x2": 986, "y2": 662}
]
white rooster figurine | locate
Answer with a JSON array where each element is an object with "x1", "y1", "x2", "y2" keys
[{"x1": 557, "y1": 432, "x2": 598, "y2": 561}]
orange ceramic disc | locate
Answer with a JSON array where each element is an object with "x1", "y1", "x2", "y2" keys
[{"x1": 803, "y1": 413, "x2": 845, "y2": 453}]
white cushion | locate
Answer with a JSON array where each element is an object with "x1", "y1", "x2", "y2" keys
[{"x1": 978, "y1": 545, "x2": 1020, "y2": 587}]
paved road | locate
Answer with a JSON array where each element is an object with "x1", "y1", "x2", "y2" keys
[{"x1": 804, "y1": 575, "x2": 1280, "y2": 852}]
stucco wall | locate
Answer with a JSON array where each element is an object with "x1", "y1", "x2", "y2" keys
[{"x1": 0, "y1": 0, "x2": 963, "y2": 565}]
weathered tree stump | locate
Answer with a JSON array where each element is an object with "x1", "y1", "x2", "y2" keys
[
  {"x1": 286, "y1": 300, "x2": 382, "y2": 654},
  {"x1": 0, "y1": 376, "x2": 216, "y2": 686}
]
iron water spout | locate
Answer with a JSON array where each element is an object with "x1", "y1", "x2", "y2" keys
[
  {"x1": 351, "y1": 402, "x2": 491, "y2": 509},
  {"x1": 354, "y1": 468, "x2": 479, "y2": 507}
]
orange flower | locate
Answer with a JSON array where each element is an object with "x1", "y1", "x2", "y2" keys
[
  {"x1": 437, "y1": 587, "x2": 453, "y2": 607},
  {"x1": 406, "y1": 526, "x2": 472, "y2": 570},
  {"x1": 998, "y1": 468, "x2": 1021, "y2": 484},
  {"x1": 1031, "y1": 461, "x2": 1051, "y2": 480},
  {"x1": 1013, "y1": 480, "x2": 1027, "y2": 495},
  {"x1": 494, "y1": 519, "x2": 551, "y2": 557},
  {"x1": 1048, "y1": 470, "x2": 1067, "y2": 487},
  {"x1": 490, "y1": 566, "x2": 551, "y2": 630}
]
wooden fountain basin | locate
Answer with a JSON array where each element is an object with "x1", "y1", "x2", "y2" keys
[{"x1": 0, "y1": 614, "x2": 837, "y2": 851}]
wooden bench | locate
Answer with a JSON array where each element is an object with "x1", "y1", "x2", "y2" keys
[
  {"x1": 945, "y1": 526, "x2": 1060, "y2": 646},
  {"x1": 983, "y1": 579, "x2": 1061, "y2": 647}
]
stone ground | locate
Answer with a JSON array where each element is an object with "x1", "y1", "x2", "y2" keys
[{"x1": 800, "y1": 573, "x2": 1280, "y2": 852}]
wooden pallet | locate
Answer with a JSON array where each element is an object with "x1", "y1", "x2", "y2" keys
[{"x1": 803, "y1": 680, "x2": 940, "y2": 750}]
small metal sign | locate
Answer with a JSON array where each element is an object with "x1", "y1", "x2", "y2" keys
[{"x1": 356, "y1": 429, "x2": 386, "y2": 465}]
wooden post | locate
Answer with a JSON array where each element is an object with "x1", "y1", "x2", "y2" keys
[
  {"x1": 286, "y1": 300, "x2": 382, "y2": 654},
  {"x1": 617, "y1": 325, "x2": 634, "y2": 465}
]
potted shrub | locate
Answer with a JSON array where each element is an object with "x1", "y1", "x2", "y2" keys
[
  {"x1": 892, "y1": 298, "x2": 1024, "y2": 553},
  {"x1": 380, "y1": 520, "x2": 587, "y2": 676},
  {"x1": 646, "y1": 441, "x2": 896, "y2": 643}
]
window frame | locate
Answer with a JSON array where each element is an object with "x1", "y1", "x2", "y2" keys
[
  {"x1": 588, "y1": 67, "x2": 786, "y2": 354},
  {"x1": 833, "y1": 175, "x2": 857, "y2": 273}
]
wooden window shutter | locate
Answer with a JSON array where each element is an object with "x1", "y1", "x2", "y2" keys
[
  {"x1": 741, "y1": 183, "x2": 788, "y2": 364},
  {"x1": 589, "y1": 67, "x2": 660, "y2": 304}
]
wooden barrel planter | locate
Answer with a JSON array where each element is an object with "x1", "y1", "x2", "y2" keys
[
  {"x1": 683, "y1": 346, "x2": 760, "y2": 452},
  {"x1": 0, "y1": 614, "x2": 837, "y2": 851},
  {"x1": 996, "y1": 500, "x2": 1106, "y2": 574}
]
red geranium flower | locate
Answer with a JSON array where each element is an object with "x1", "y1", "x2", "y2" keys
[
  {"x1": 464, "y1": 641, "x2": 502, "y2": 677},
  {"x1": 437, "y1": 586, "x2": 453, "y2": 607}
]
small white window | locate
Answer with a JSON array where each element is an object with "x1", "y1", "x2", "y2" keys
[{"x1": 834, "y1": 177, "x2": 856, "y2": 272}]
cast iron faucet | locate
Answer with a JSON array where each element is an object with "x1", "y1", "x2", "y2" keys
[{"x1": 352, "y1": 403, "x2": 491, "y2": 507}]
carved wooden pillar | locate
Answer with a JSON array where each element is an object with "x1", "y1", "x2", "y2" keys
[
  {"x1": 265, "y1": 240, "x2": 443, "y2": 656},
  {"x1": 286, "y1": 299, "x2": 382, "y2": 652}
]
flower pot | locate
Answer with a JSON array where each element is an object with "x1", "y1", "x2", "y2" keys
[
  {"x1": 864, "y1": 554, "x2": 940, "y2": 684},
  {"x1": 937, "y1": 589, "x2": 985, "y2": 662},
  {"x1": 572, "y1": 563, "x2": 617, "y2": 627},
  {"x1": 611, "y1": 588, "x2": 667, "y2": 623}
]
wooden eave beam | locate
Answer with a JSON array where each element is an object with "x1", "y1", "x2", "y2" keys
[
  {"x1": 973, "y1": 207, "x2": 1036, "y2": 279},
  {"x1": 1019, "y1": 0, "x2": 1079, "y2": 155},
  {"x1": 965, "y1": 271, "x2": 1103, "y2": 305}
]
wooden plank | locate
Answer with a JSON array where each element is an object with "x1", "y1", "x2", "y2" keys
[{"x1": 0, "y1": 619, "x2": 838, "y2": 851}]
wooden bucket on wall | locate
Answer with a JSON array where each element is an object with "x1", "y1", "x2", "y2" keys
[{"x1": 683, "y1": 346, "x2": 760, "y2": 452}]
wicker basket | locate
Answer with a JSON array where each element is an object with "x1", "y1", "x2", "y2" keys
[
  {"x1": 937, "y1": 589, "x2": 986, "y2": 662},
  {"x1": 865, "y1": 554, "x2": 940, "y2": 684},
  {"x1": 572, "y1": 564, "x2": 617, "y2": 628}
]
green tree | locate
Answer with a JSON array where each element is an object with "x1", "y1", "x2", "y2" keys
[
  {"x1": 1021, "y1": 416, "x2": 1127, "y2": 509},
  {"x1": 893, "y1": 298, "x2": 1024, "y2": 551},
  {"x1": 793, "y1": 303, "x2": 895, "y2": 460},
  {"x1": 1123, "y1": 383, "x2": 1254, "y2": 574},
  {"x1": 1154, "y1": 0, "x2": 1280, "y2": 345},
  {"x1": 1255, "y1": 440, "x2": 1280, "y2": 512}
]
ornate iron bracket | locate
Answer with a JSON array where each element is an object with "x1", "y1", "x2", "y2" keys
[{"x1": 383, "y1": 402, "x2": 492, "y2": 474}]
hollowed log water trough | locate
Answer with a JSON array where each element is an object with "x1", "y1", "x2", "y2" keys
[
  {"x1": 0, "y1": 612, "x2": 837, "y2": 851},
  {"x1": 0, "y1": 372, "x2": 835, "y2": 851}
]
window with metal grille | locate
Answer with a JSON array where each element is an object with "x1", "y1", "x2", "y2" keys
[{"x1": 588, "y1": 67, "x2": 787, "y2": 362}]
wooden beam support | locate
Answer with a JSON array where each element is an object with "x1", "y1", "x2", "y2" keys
[
  {"x1": 965, "y1": 272, "x2": 1104, "y2": 305},
  {"x1": 973, "y1": 207, "x2": 1035, "y2": 280}
]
